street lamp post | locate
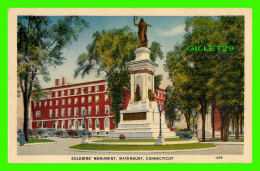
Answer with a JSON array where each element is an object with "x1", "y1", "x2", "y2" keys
[
  {"x1": 82, "y1": 108, "x2": 88, "y2": 144},
  {"x1": 191, "y1": 109, "x2": 197, "y2": 140},
  {"x1": 155, "y1": 103, "x2": 165, "y2": 145},
  {"x1": 192, "y1": 109, "x2": 196, "y2": 133}
]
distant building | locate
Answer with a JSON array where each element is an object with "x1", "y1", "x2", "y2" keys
[
  {"x1": 197, "y1": 107, "x2": 222, "y2": 138},
  {"x1": 30, "y1": 78, "x2": 165, "y2": 135}
]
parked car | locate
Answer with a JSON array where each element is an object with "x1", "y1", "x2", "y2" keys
[
  {"x1": 59, "y1": 130, "x2": 70, "y2": 138},
  {"x1": 76, "y1": 129, "x2": 92, "y2": 138},
  {"x1": 67, "y1": 130, "x2": 79, "y2": 138},
  {"x1": 46, "y1": 129, "x2": 56, "y2": 137},
  {"x1": 67, "y1": 129, "x2": 92, "y2": 138},
  {"x1": 54, "y1": 130, "x2": 64, "y2": 137},
  {"x1": 178, "y1": 132, "x2": 193, "y2": 139},
  {"x1": 82, "y1": 130, "x2": 92, "y2": 138},
  {"x1": 29, "y1": 129, "x2": 39, "y2": 138},
  {"x1": 35, "y1": 129, "x2": 49, "y2": 138}
]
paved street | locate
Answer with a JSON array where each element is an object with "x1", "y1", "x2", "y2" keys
[{"x1": 17, "y1": 137, "x2": 243, "y2": 155}]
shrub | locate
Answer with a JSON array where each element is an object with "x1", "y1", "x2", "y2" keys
[
  {"x1": 170, "y1": 127, "x2": 175, "y2": 131},
  {"x1": 119, "y1": 134, "x2": 126, "y2": 140}
]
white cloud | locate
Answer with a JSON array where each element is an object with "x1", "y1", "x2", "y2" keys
[{"x1": 156, "y1": 25, "x2": 185, "y2": 37}]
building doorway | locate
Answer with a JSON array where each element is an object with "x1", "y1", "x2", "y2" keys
[{"x1": 75, "y1": 120, "x2": 79, "y2": 130}]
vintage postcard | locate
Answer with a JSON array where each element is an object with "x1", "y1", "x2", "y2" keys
[{"x1": 8, "y1": 8, "x2": 252, "y2": 163}]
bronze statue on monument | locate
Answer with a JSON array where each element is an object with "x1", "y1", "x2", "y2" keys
[{"x1": 133, "y1": 16, "x2": 151, "y2": 48}]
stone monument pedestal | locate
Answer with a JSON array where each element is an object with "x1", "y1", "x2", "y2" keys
[{"x1": 107, "y1": 47, "x2": 177, "y2": 139}]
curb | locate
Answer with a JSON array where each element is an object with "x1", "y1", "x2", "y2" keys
[
  {"x1": 201, "y1": 142, "x2": 244, "y2": 145},
  {"x1": 66, "y1": 146, "x2": 219, "y2": 153},
  {"x1": 88, "y1": 140, "x2": 199, "y2": 146},
  {"x1": 23, "y1": 141, "x2": 57, "y2": 146}
]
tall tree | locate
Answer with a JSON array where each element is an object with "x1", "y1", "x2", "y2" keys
[
  {"x1": 74, "y1": 26, "x2": 163, "y2": 126},
  {"x1": 18, "y1": 16, "x2": 88, "y2": 141},
  {"x1": 165, "y1": 16, "x2": 244, "y2": 142},
  {"x1": 165, "y1": 86, "x2": 178, "y2": 128}
]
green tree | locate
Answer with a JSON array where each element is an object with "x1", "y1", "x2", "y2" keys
[
  {"x1": 165, "y1": 16, "x2": 244, "y2": 141},
  {"x1": 214, "y1": 16, "x2": 244, "y2": 141},
  {"x1": 154, "y1": 75, "x2": 163, "y2": 90},
  {"x1": 165, "y1": 86, "x2": 178, "y2": 128},
  {"x1": 18, "y1": 16, "x2": 88, "y2": 141},
  {"x1": 74, "y1": 26, "x2": 163, "y2": 126}
]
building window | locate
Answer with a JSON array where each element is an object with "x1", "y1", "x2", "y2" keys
[
  {"x1": 68, "y1": 108, "x2": 71, "y2": 116},
  {"x1": 45, "y1": 101, "x2": 47, "y2": 107},
  {"x1": 50, "y1": 101, "x2": 52, "y2": 106},
  {"x1": 105, "y1": 84, "x2": 108, "y2": 91},
  {"x1": 96, "y1": 85, "x2": 99, "y2": 92},
  {"x1": 37, "y1": 122, "x2": 40, "y2": 127},
  {"x1": 62, "y1": 99, "x2": 65, "y2": 105},
  {"x1": 68, "y1": 98, "x2": 71, "y2": 104},
  {"x1": 75, "y1": 98, "x2": 78, "y2": 104},
  {"x1": 88, "y1": 106, "x2": 92, "y2": 114},
  {"x1": 36, "y1": 111, "x2": 41, "y2": 117},
  {"x1": 81, "y1": 107, "x2": 86, "y2": 115},
  {"x1": 105, "y1": 105, "x2": 110, "y2": 114},
  {"x1": 49, "y1": 110, "x2": 53, "y2": 118},
  {"x1": 62, "y1": 120, "x2": 65, "y2": 129},
  {"x1": 39, "y1": 101, "x2": 41, "y2": 107},
  {"x1": 105, "y1": 118, "x2": 109, "y2": 128},
  {"x1": 95, "y1": 95, "x2": 99, "y2": 102},
  {"x1": 74, "y1": 108, "x2": 78, "y2": 116},
  {"x1": 69, "y1": 120, "x2": 72, "y2": 129},
  {"x1": 56, "y1": 100, "x2": 59, "y2": 106},
  {"x1": 96, "y1": 119, "x2": 100, "y2": 128},
  {"x1": 43, "y1": 121, "x2": 46, "y2": 128},
  {"x1": 88, "y1": 96, "x2": 92, "y2": 103},
  {"x1": 81, "y1": 97, "x2": 85, "y2": 103},
  {"x1": 88, "y1": 119, "x2": 92, "y2": 128},
  {"x1": 68, "y1": 89, "x2": 71, "y2": 95},
  {"x1": 88, "y1": 87, "x2": 92, "y2": 93},
  {"x1": 55, "y1": 91, "x2": 58, "y2": 97},
  {"x1": 81, "y1": 88, "x2": 84, "y2": 94},
  {"x1": 96, "y1": 106, "x2": 99, "y2": 114},
  {"x1": 62, "y1": 108, "x2": 65, "y2": 116},
  {"x1": 105, "y1": 95, "x2": 108, "y2": 101},
  {"x1": 33, "y1": 101, "x2": 36, "y2": 107},
  {"x1": 62, "y1": 90, "x2": 64, "y2": 96},
  {"x1": 75, "y1": 88, "x2": 78, "y2": 95},
  {"x1": 55, "y1": 109, "x2": 59, "y2": 117}
]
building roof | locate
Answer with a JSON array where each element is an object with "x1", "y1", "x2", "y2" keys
[{"x1": 43, "y1": 79, "x2": 107, "y2": 91}]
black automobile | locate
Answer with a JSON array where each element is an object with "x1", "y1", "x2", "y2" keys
[
  {"x1": 67, "y1": 129, "x2": 92, "y2": 138},
  {"x1": 47, "y1": 128, "x2": 56, "y2": 137},
  {"x1": 59, "y1": 130, "x2": 70, "y2": 138},
  {"x1": 54, "y1": 130, "x2": 64, "y2": 137},
  {"x1": 81, "y1": 130, "x2": 92, "y2": 138},
  {"x1": 35, "y1": 129, "x2": 49, "y2": 138},
  {"x1": 178, "y1": 132, "x2": 193, "y2": 139}
]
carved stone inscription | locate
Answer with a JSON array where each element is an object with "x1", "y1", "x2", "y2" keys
[{"x1": 123, "y1": 112, "x2": 146, "y2": 121}]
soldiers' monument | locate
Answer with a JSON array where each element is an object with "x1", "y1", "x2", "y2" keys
[{"x1": 108, "y1": 17, "x2": 176, "y2": 139}]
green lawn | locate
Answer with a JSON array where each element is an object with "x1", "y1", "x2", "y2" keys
[
  {"x1": 69, "y1": 143, "x2": 215, "y2": 151},
  {"x1": 165, "y1": 138, "x2": 187, "y2": 142},
  {"x1": 92, "y1": 135, "x2": 107, "y2": 138},
  {"x1": 94, "y1": 138, "x2": 187, "y2": 143},
  {"x1": 28, "y1": 139, "x2": 55, "y2": 143},
  {"x1": 200, "y1": 137, "x2": 244, "y2": 142}
]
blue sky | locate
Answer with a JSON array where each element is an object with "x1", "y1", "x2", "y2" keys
[{"x1": 40, "y1": 16, "x2": 187, "y2": 89}]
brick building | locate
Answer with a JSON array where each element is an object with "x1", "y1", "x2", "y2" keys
[{"x1": 31, "y1": 78, "x2": 165, "y2": 135}]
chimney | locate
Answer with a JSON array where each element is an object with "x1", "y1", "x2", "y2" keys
[
  {"x1": 62, "y1": 77, "x2": 66, "y2": 86},
  {"x1": 55, "y1": 79, "x2": 60, "y2": 86}
]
